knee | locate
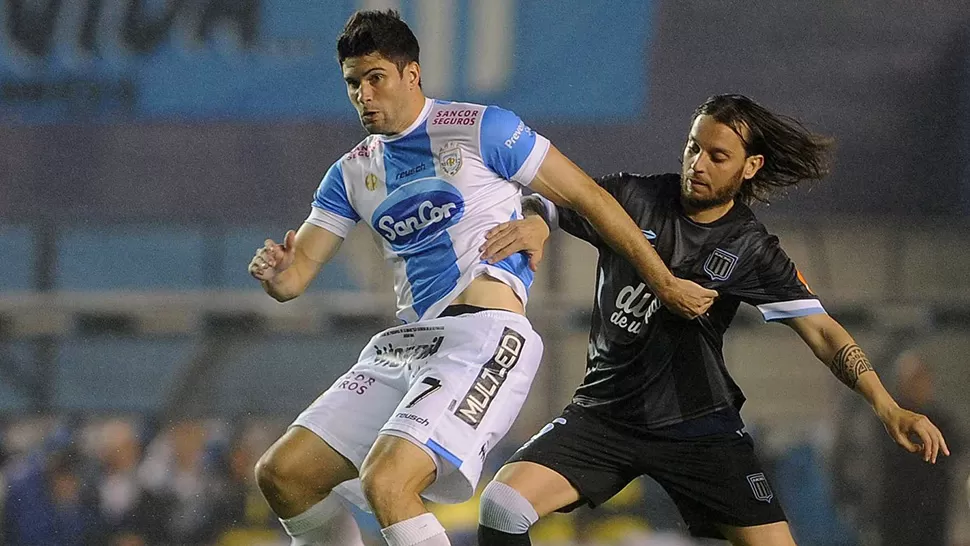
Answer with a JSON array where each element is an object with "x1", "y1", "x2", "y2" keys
[
  {"x1": 479, "y1": 481, "x2": 539, "y2": 534},
  {"x1": 254, "y1": 447, "x2": 305, "y2": 499},
  {"x1": 359, "y1": 465, "x2": 408, "y2": 509},
  {"x1": 254, "y1": 449, "x2": 284, "y2": 495}
]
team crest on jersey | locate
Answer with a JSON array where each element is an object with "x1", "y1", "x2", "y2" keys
[
  {"x1": 365, "y1": 173, "x2": 380, "y2": 191},
  {"x1": 703, "y1": 248, "x2": 739, "y2": 281},
  {"x1": 438, "y1": 141, "x2": 463, "y2": 176}
]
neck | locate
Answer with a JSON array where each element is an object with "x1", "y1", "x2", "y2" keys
[
  {"x1": 387, "y1": 93, "x2": 427, "y2": 135},
  {"x1": 682, "y1": 199, "x2": 735, "y2": 224}
]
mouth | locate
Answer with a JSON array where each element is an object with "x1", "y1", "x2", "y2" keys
[
  {"x1": 688, "y1": 178, "x2": 709, "y2": 189},
  {"x1": 361, "y1": 111, "x2": 379, "y2": 122}
]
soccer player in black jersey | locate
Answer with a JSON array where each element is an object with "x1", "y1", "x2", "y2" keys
[{"x1": 474, "y1": 94, "x2": 950, "y2": 546}]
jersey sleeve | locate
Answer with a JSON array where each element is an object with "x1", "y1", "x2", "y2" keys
[
  {"x1": 730, "y1": 236, "x2": 826, "y2": 321},
  {"x1": 306, "y1": 160, "x2": 360, "y2": 238},
  {"x1": 480, "y1": 106, "x2": 550, "y2": 186},
  {"x1": 555, "y1": 173, "x2": 635, "y2": 246}
]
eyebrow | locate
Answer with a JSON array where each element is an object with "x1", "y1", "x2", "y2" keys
[
  {"x1": 345, "y1": 67, "x2": 387, "y2": 82},
  {"x1": 688, "y1": 137, "x2": 733, "y2": 157}
]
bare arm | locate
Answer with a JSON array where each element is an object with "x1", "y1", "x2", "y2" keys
[
  {"x1": 784, "y1": 312, "x2": 950, "y2": 463},
  {"x1": 528, "y1": 145, "x2": 716, "y2": 318},
  {"x1": 249, "y1": 223, "x2": 344, "y2": 302}
]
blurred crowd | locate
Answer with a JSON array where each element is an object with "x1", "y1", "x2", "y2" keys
[
  {"x1": 0, "y1": 414, "x2": 713, "y2": 546},
  {"x1": 0, "y1": 415, "x2": 287, "y2": 546}
]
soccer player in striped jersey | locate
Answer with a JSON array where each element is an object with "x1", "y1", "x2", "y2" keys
[{"x1": 246, "y1": 9, "x2": 716, "y2": 546}]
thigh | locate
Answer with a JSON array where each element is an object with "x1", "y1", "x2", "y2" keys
[
  {"x1": 642, "y1": 432, "x2": 788, "y2": 541},
  {"x1": 718, "y1": 521, "x2": 797, "y2": 546},
  {"x1": 507, "y1": 405, "x2": 641, "y2": 513},
  {"x1": 260, "y1": 426, "x2": 359, "y2": 493}
]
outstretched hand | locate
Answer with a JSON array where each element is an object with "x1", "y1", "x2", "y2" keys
[
  {"x1": 249, "y1": 230, "x2": 297, "y2": 281},
  {"x1": 881, "y1": 406, "x2": 950, "y2": 463},
  {"x1": 480, "y1": 216, "x2": 551, "y2": 272}
]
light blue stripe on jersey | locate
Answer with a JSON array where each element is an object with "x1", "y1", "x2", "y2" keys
[
  {"x1": 761, "y1": 304, "x2": 825, "y2": 321},
  {"x1": 384, "y1": 117, "x2": 435, "y2": 194},
  {"x1": 480, "y1": 106, "x2": 537, "y2": 180},
  {"x1": 312, "y1": 161, "x2": 360, "y2": 221},
  {"x1": 486, "y1": 211, "x2": 534, "y2": 291},
  {"x1": 380, "y1": 118, "x2": 461, "y2": 319}
]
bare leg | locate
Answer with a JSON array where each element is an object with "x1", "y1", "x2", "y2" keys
[
  {"x1": 718, "y1": 521, "x2": 799, "y2": 546},
  {"x1": 360, "y1": 434, "x2": 450, "y2": 545},
  {"x1": 255, "y1": 426, "x2": 358, "y2": 518}
]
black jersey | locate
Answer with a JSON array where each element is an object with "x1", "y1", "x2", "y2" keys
[{"x1": 555, "y1": 172, "x2": 824, "y2": 427}]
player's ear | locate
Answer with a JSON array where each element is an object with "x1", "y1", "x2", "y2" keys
[
  {"x1": 406, "y1": 61, "x2": 421, "y2": 90},
  {"x1": 744, "y1": 154, "x2": 764, "y2": 180}
]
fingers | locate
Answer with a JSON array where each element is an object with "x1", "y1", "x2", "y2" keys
[
  {"x1": 482, "y1": 237, "x2": 524, "y2": 265},
  {"x1": 283, "y1": 229, "x2": 296, "y2": 251},
  {"x1": 894, "y1": 430, "x2": 920, "y2": 454},
  {"x1": 485, "y1": 222, "x2": 514, "y2": 241},
  {"x1": 481, "y1": 228, "x2": 533, "y2": 264},
  {"x1": 915, "y1": 426, "x2": 935, "y2": 463}
]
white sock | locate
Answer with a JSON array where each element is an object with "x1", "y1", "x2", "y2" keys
[
  {"x1": 279, "y1": 494, "x2": 364, "y2": 546},
  {"x1": 381, "y1": 512, "x2": 451, "y2": 546}
]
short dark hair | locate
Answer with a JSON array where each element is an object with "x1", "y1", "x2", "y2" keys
[
  {"x1": 336, "y1": 9, "x2": 420, "y2": 73},
  {"x1": 692, "y1": 94, "x2": 834, "y2": 205}
]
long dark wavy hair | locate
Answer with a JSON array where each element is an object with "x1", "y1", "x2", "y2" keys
[{"x1": 692, "y1": 94, "x2": 834, "y2": 204}]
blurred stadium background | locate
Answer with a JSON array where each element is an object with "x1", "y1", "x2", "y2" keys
[{"x1": 2, "y1": 1, "x2": 970, "y2": 545}]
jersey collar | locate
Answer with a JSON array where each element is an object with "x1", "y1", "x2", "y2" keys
[{"x1": 380, "y1": 97, "x2": 434, "y2": 142}]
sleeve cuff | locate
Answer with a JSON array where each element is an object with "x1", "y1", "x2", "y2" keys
[
  {"x1": 756, "y1": 299, "x2": 827, "y2": 322},
  {"x1": 510, "y1": 134, "x2": 551, "y2": 186},
  {"x1": 306, "y1": 207, "x2": 357, "y2": 238}
]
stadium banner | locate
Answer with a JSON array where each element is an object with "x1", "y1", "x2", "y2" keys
[{"x1": 0, "y1": 0, "x2": 650, "y2": 124}]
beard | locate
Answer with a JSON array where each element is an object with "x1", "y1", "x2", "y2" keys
[{"x1": 680, "y1": 167, "x2": 745, "y2": 210}]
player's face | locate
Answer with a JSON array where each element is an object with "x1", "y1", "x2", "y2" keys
[
  {"x1": 681, "y1": 115, "x2": 764, "y2": 209},
  {"x1": 342, "y1": 53, "x2": 419, "y2": 135}
]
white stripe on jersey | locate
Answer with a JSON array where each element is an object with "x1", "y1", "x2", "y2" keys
[{"x1": 307, "y1": 98, "x2": 550, "y2": 323}]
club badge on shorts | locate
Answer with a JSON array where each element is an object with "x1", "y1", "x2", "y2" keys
[{"x1": 746, "y1": 472, "x2": 774, "y2": 503}]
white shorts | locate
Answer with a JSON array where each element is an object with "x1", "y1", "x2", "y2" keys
[{"x1": 292, "y1": 309, "x2": 543, "y2": 510}]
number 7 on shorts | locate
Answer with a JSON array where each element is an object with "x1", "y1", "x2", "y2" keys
[{"x1": 405, "y1": 377, "x2": 442, "y2": 409}]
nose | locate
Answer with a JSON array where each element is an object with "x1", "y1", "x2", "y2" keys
[
  {"x1": 690, "y1": 152, "x2": 707, "y2": 173},
  {"x1": 357, "y1": 81, "x2": 373, "y2": 105}
]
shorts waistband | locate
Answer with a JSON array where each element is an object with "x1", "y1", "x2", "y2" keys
[{"x1": 438, "y1": 304, "x2": 492, "y2": 318}]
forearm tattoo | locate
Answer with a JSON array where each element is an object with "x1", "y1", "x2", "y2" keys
[{"x1": 829, "y1": 343, "x2": 874, "y2": 389}]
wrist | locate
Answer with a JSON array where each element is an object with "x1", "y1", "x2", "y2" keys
[{"x1": 872, "y1": 395, "x2": 900, "y2": 422}]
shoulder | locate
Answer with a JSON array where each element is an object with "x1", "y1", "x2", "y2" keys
[{"x1": 729, "y1": 209, "x2": 787, "y2": 262}]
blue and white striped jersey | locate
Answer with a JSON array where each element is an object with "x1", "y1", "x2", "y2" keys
[{"x1": 307, "y1": 98, "x2": 550, "y2": 323}]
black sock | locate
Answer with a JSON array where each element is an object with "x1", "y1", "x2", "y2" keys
[{"x1": 478, "y1": 525, "x2": 532, "y2": 546}]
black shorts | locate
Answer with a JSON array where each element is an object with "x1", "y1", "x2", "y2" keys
[{"x1": 507, "y1": 404, "x2": 786, "y2": 540}]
